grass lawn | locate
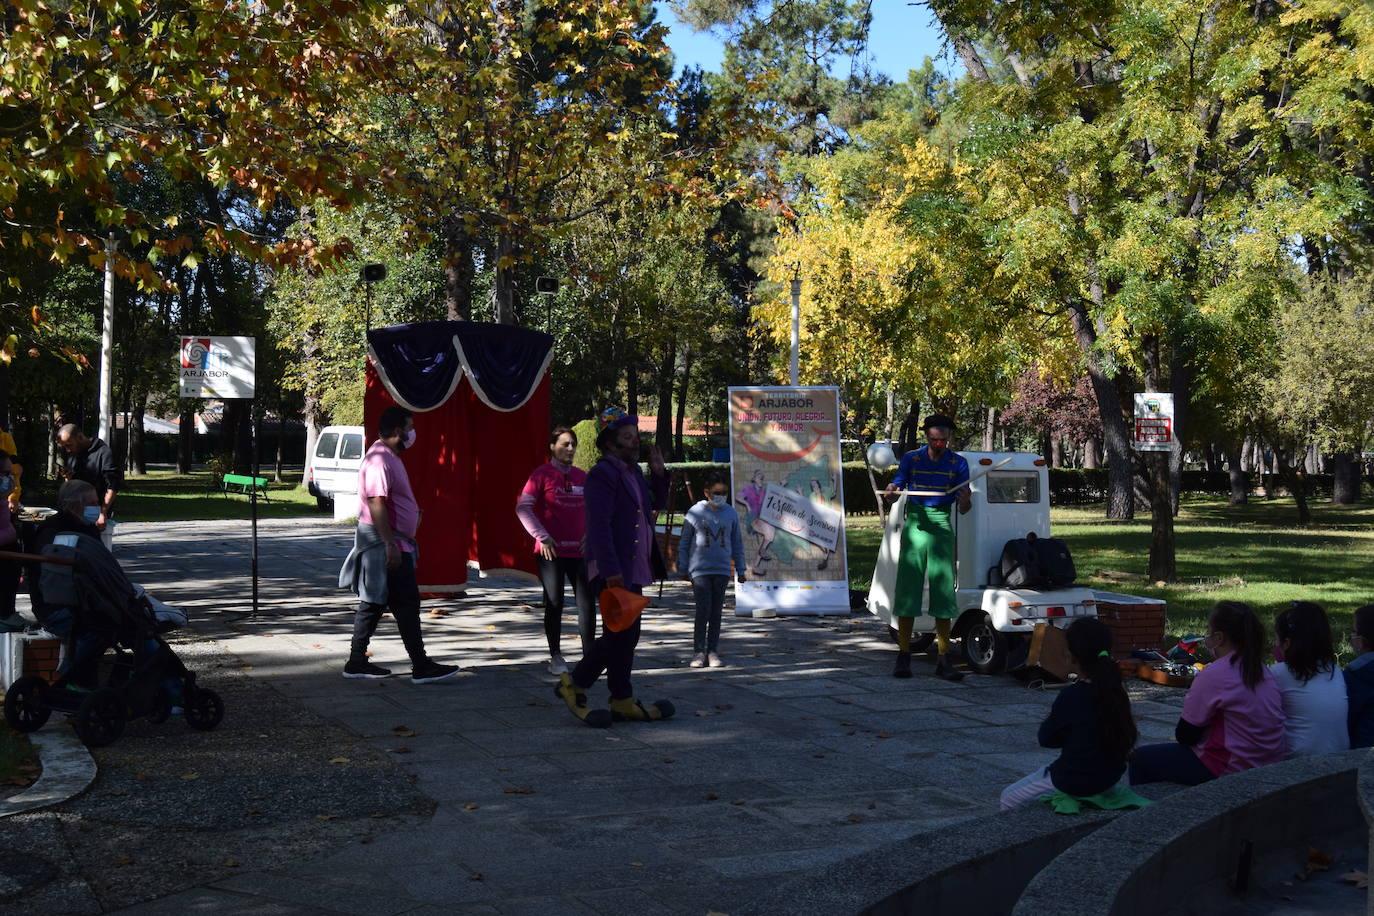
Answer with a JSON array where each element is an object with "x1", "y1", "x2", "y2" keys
[
  {"x1": 113, "y1": 470, "x2": 325, "y2": 522},
  {"x1": 845, "y1": 497, "x2": 1374, "y2": 648},
  {"x1": 0, "y1": 718, "x2": 39, "y2": 789}
]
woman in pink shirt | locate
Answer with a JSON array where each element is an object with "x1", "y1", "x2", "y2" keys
[
  {"x1": 1130, "y1": 601, "x2": 1285, "y2": 785},
  {"x1": 516, "y1": 427, "x2": 592, "y2": 675}
]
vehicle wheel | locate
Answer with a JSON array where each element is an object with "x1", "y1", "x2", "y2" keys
[
  {"x1": 887, "y1": 626, "x2": 935, "y2": 653},
  {"x1": 184, "y1": 688, "x2": 224, "y2": 731},
  {"x1": 316, "y1": 495, "x2": 333, "y2": 511},
  {"x1": 4, "y1": 675, "x2": 51, "y2": 733},
  {"x1": 74, "y1": 688, "x2": 125, "y2": 747},
  {"x1": 962, "y1": 613, "x2": 1009, "y2": 674}
]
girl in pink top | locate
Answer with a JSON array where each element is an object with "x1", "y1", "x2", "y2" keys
[
  {"x1": 1130, "y1": 601, "x2": 1285, "y2": 785},
  {"x1": 516, "y1": 427, "x2": 593, "y2": 675}
]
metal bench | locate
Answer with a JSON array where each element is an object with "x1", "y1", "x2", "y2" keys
[{"x1": 221, "y1": 473, "x2": 271, "y2": 501}]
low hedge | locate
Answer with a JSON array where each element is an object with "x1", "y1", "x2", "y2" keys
[{"x1": 659, "y1": 461, "x2": 1370, "y2": 515}]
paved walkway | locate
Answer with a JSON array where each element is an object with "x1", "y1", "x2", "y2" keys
[{"x1": 29, "y1": 517, "x2": 1187, "y2": 914}]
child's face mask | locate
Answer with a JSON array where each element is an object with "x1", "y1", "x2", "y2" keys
[
  {"x1": 82, "y1": 505, "x2": 101, "y2": 524},
  {"x1": 709, "y1": 494, "x2": 727, "y2": 508}
]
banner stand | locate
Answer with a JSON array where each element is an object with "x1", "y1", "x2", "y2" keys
[{"x1": 728, "y1": 386, "x2": 850, "y2": 615}]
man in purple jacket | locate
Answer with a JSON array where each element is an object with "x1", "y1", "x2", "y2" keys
[{"x1": 555, "y1": 407, "x2": 675, "y2": 727}]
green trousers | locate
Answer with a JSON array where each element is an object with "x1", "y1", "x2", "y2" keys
[{"x1": 893, "y1": 503, "x2": 957, "y2": 619}]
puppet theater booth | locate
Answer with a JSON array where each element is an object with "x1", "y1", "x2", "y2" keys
[{"x1": 365, "y1": 321, "x2": 552, "y2": 595}]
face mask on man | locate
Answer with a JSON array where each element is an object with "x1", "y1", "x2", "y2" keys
[
  {"x1": 400, "y1": 429, "x2": 417, "y2": 450},
  {"x1": 82, "y1": 505, "x2": 101, "y2": 525},
  {"x1": 709, "y1": 495, "x2": 727, "y2": 508},
  {"x1": 0, "y1": 475, "x2": 13, "y2": 495}
]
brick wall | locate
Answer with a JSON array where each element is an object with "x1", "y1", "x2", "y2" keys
[
  {"x1": 1098, "y1": 601, "x2": 1167, "y2": 655},
  {"x1": 22, "y1": 638, "x2": 62, "y2": 683}
]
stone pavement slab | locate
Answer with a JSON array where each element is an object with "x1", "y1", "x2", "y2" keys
[{"x1": 4, "y1": 515, "x2": 1177, "y2": 914}]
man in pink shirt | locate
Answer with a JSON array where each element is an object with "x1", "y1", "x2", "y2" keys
[{"x1": 339, "y1": 406, "x2": 458, "y2": 683}]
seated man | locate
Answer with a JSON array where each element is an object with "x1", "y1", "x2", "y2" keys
[{"x1": 29, "y1": 480, "x2": 134, "y2": 689}]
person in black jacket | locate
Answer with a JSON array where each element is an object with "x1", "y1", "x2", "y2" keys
[
  {"x1": 1000, "y1": 617, "x2": 1138, "y2": 808},
  {"x1": 57, "y1": 424, "x2": 121, "y2": 547}
]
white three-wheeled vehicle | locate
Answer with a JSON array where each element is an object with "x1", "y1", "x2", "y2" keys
[{"x1": 867, "y1": 451, "x2": 1100, "y2": 673}]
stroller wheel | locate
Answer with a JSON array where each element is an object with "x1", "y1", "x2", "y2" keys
[
  {"x1": 184, "y1": 688, "x2": 224, "y2": 731},
  {"x1": 74, "y1": 688, "x2": 125, "y2": 747},
  {"x1": 4, "y1": 675, "x2": 52, "y2": 733}
]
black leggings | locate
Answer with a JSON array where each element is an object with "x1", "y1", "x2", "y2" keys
[
  {"x1": 571, "y1": 579, "x2": 640, "y2": 700},
  {"x1": 535, "y1": 555, "x2": 596, "y2": 655}
]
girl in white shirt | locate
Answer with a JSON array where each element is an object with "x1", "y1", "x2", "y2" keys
[{"x1": 1270, "y1": 601, "x2": 1349, "y2": 758}]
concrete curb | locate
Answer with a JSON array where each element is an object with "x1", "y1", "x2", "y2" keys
[{"x1": 0, "y1": 727, "x2": 96, "y2": 817}]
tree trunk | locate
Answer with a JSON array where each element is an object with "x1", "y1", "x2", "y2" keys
[
  {"x1": 1083, "y1": 437, "x2": 1100, "y2": 469},
  {"x1": 654, "y1": 341, "x2": 674, "y2": 456},
  {"x1": 273, "y1": 389, "x2": 287, "y2": 484},
  {"x1": 983, "y1": 406, "x2": 997, "y2": 451},
  {"x1": 443, "y1": 220, "x2": 475, "y2": 321},
  {"x1": 129, "y1": 391, "x2": 147, "y2": 475},
  {"x1": 177, "y1": 403, "x2": 195, "y2": 473},
  {"x1": 897, "y1": 400, "x2": 921, "y2": 455},
  {"x1": 494, "y1": 232, "x2": 518, "y2": 325},
  {"x1": 1146, "y1": 450, "x2": 1176, "y2": 581},
  {"x1": 1169, "y1": 352, "x2": 1190, "y2": 516},
  {"x1": 626, "y1": 356, "x2": 639, "y2": 417},
  {"x1": 1226, "y1": 445, "x2": 1248, "y2": 505},
  {"x1": 1274, "y1": 445, "x2": 1311, "y2": 523},
  {"x1": 674, "y1": 348, "x2": 692, "y2": 458},
  {"x1": 1067, "y1": 300, "x2": 1134, "y2": 518},
  {"x1": 1331, "y1": 452, "x2": 1360, "y2": 504},
  {"x1": 1050, "y1": 436, "x2": 1064, "y2": 468}
]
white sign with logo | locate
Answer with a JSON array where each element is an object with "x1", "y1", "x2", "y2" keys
[
  {"x1": 179, "y1": 336, "x2": 256, "y2": 399},
  {"x1": 758, "y1": 482, "x2": 842, "y2": 551},
  {"x1": 1133, "y1": 392, "x2": 1174, "y2": 452}
]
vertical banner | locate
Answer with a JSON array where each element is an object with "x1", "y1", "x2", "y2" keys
[{"x1": 728, "y1": 386, "x2": 849, "y2": 615}]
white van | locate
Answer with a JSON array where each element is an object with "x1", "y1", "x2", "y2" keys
[{"x1": 306, "y1": 425, "x2": 366, "y2": 510}]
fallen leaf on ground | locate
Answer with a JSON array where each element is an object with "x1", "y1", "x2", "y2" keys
[
  {"x1": 463, "y1": 803, "x2": 479, "y2": 810},
  {"x1": 502, "y1": 786, "x2": 535, "y2": 795},
  {"x1": 369, "y1": 812, "x2": 388, "y2": 819},
  {"x1": 222, "y1": 858, "x2": 240, "y2": 867},
  {"x1": 695, "y1": 710, "x2": 718, "y2": 717},
  {"x1": 390, "y1": 724, "x2": 411, "y2": 732},
  {"x1": 846, "y1": 814, "x2": 863, "y2": 823},
  {"x1": 316, "y1": 814, "x2": 337, "y2": 821},
  {"x1": 468, "y1": 872, "x2": 484, "y2": 881},
  {"x1": 329, "y1": 757, "x2": 350, "y2": 764},
  {"x1": 113, "y1": 854, "x2": 133, "y2": 867},
  {"x1": 395, "y1": 731, "x2": 417, "y2": 738},
  {"x1": 181, "y1": 773, "x2": 201, "y2": 780},
  {"x1": 629, "y1": 862, "x2": 643, "y2": 867},
  {"x1": 704, "y1": 793, "x2": 719, "y2": 801},
  {"x1": 1340, "y1": 869, "x2": 1369, "y2": 888},
  {"x1": 875, "y1": 733, "x2": 894, "y2": 739},
  {"x1": 389, "y1": 747, "x2": 411, "y2": 754},
  {"x1": 715, "y1": 704, "x2": 733, "y2": 710}
]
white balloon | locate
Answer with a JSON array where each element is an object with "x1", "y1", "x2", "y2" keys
[{"x1": 866, "y1": 442, "x2": 897, "y2": 469}]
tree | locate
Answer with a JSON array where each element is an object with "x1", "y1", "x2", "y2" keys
[{"x1": 919, "y1": 0, "x2": 1373, "y2": 579}]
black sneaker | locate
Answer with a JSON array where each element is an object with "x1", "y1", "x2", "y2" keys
[
  {"x1": 343, "y1": 659, "x2": 392, "y2": 679},
  {"x1": 893, "y1": 651, "x2": 912, "y2": 679},
  {"x1": 411, "y1": 660, "x2": 460, "y2": 684},
  {"x1": 934, "y1": 656, "x2": 965, "y2": 682}
]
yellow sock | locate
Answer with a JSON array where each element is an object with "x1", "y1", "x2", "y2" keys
[
  {"x1": 897, "y1": 617, "x2": 914, "y2": 652},
  {"x1": 936, "y1": 619, "x2": 951, "y2": 656}
]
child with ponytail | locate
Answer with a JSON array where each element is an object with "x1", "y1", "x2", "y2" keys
[
  {"x1": 1130, "y1": 601, "x2": 1284, "y2": 785},
  {"x1": 1000, "y1": 617, "x2": 1138, "y2": 809},
  {"x1": 1270, "y1": 601, "x2": 1348, "y2": 757}
]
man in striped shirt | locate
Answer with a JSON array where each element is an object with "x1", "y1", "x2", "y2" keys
[{"x1": 884, "y1": 414, "x2": 971, "y2": 681}]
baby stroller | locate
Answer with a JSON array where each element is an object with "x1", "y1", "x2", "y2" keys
[{"x1": 3, "y1": 530, "x2": 224, "y2": 747}]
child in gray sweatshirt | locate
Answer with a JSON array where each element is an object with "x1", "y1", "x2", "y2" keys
[{"x1": 678, "y1": 473, "x2": 747, "y2": 668}]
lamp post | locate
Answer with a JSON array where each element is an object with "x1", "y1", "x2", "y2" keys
[
  {"x1": 98, "y1": 233, "x2": 116, "y2": 443},
  {"x1": 789, "y1": 265, "x2": 801, "y2": 386}
]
